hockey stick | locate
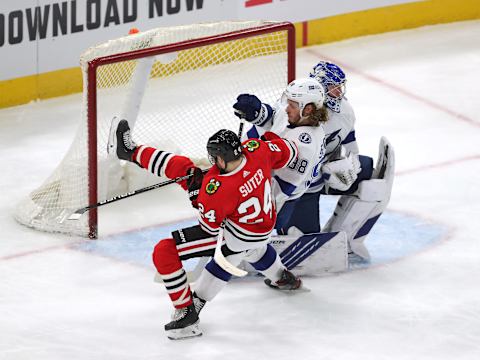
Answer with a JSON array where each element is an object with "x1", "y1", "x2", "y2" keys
[
  {"x1": 65, "y1": 168, "x2": 209, "y2": 221},
  {"x1": 208, "y1": 119, "x2": 250, "y2": 277},
  {"x1": 66, "y1": 118, "x2": 244, "y2": 222},
  {"x1": 238, "y1": 118, "x2": 245, "y2": 139},
  {"x1": 213, "y1": 227, "x2": 248, "y2": 277}
]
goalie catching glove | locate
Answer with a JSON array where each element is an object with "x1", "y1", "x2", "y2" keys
[
  {"x1": 107, "y1": 117, "x2": 137, "y2": 161},
  {"x1": 322, "y1": 152, "x2": 362, "y2": 191}
]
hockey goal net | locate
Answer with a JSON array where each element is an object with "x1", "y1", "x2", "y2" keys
[{"x1": 14, "y1": 20, "x2": 295, "y2": 238}]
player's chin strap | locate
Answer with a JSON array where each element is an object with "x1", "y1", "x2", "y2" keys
[{"x1": 213, "y1": 226, "x2": 248, "y2": 277}]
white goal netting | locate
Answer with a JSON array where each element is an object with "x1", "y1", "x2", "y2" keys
[{"x1": 14, "y1": 20, "x2": 295, "y2": 238}]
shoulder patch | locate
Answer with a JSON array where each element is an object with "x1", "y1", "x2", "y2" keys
[
  {"x1": 299, "y1": 132, "x2": 312, "y2": 144},
  {"x1": 205, "y1": 178, "x2": 221, "y2": 195},
  {"x1": 244, "y1": 140, "x2": 260, "y2": 152}
]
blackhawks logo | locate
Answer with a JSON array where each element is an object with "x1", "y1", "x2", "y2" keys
[
  {"x1": 244, "y1": 140, "x2": 260, "y2": 152},
  {"x1": 205, "y1": 178, "x2": 221, "y2": 194}
]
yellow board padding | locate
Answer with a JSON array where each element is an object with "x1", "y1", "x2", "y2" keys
[
  {"x1": 1, "y1": 31, "x2": 289, "y2": 109},
  {"x1": 2, "y1": 0, "x2": 480, "y2": 109},
  {"x1": 0, "y1": 67, "x2": 83, "y2": 109},
  {"x1": 293, "y1": 22, "x2": 305, "y2": 48},
  {"x1": 303, "y1": 0, "x2": 480, "y2": 46}
]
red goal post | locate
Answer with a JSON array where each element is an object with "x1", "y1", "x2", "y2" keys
[{"x1": 15, "y1": 20, "x2": 296, "y2": 239}]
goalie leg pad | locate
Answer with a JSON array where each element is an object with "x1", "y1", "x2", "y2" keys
[
  {"x1": 324, "y1": 137, "x2": 395, "y2": 260},
  {"x1": 270, "y1": 231, "x2": 348, "y2": 276}
]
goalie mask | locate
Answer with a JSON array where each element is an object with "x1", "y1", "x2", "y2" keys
[
  {"x1": 309, "y1": 61, "x2": 346, "y2": 113},
  {"x1": 281, "y1": 78, "x2": 325, "y2": 117},
  {"x1": 206, "y1": 129, "x2": 242, "y2": 165}
]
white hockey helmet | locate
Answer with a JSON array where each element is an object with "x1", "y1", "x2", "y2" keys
[{"x1": 281, "y1": 78, "x2": 325, "y2": 115}]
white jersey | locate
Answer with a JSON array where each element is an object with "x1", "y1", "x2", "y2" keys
[
  {"x1": 245, "y1": 98, "x2": 359, "y2": 196},
  {"x1": 305, "y1": 98, "x2": 359, "y2": 193},
  {"x1": 244, "y1": 101, "x2": 326, "y2": 210},
  {"x1": 323, "y1": 98, "x2": 359, "y2": 158}
]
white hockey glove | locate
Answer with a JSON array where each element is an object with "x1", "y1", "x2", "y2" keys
[{"x1": 322, "y1": 153, "x2": 361, "y2": 191}]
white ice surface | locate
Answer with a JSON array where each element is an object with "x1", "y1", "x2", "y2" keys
[{"x1": 1, "y1": 20, "x2": 480, "y2": 360}]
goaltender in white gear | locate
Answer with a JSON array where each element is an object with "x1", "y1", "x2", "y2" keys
[{"x1": 308, "y1": 61, "x2": 395, "y2": 262}]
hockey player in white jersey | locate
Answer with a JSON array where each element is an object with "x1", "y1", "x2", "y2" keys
[
  {"x1": 234, "y1": 62, "x2": 395, "y2": 272},
  {"x1": 234, "y1": 78, "x2": 328, "y2": 211}
]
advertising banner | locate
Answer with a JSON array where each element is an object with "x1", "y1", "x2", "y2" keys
[{"x1": 0, "y1": 0, "x2": 419, "y2": 81}]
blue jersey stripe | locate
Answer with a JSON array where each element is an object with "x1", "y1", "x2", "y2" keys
[
  {"x1": 205, "y1": 258, "x2": 233, "y2": 282},
  {"x1": 247, "y1": 126, "x2": 260, "y2": 139},
  {"x1": 309, "y1": 173, "x2": 330, "y2": 188},
  {"x1": 274, "y1": 175, "x2": 297, "y2": 196},
  {"x1": 354, "y1": 213, "x2": 381, "y2": 239},
  {"x1": 342, "y1": 130, "x2": 356, "y2": 144},
  {"x1": 250, "y1": 244, "x2": 277, "y2": 271},
  {"x1": 325, "y1": 129, "x2": 341, "y2": 146}
]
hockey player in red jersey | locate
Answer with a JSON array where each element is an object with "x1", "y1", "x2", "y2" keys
[{"x1": 109, "y1": 120, "x2": 302, "y2": 340}]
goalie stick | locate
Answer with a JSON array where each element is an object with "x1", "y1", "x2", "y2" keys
[{"x1": 64, "y1": 169, "x2": 209, "y2": 221}]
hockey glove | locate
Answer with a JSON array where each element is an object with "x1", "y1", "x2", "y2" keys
[
  {"x1": 260, "y1": 131, "x2": 281, "y2": 141},
  {"x1": 186, "y1": 167, "x2": 204, "y2": 208},
  {"x1": 322, "y1": 153, "x2": 361, "y2": 191},
  {"x1": 233, "y1": 94, "x2": 262, "y2": 122}
]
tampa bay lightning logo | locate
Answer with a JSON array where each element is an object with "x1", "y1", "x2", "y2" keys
[
  {"x1": 299, "y1": 132, "x2": 312, "y2": 144},
  {"x1": 324, "y1": 129, "x2": 341, "y2": 155}
]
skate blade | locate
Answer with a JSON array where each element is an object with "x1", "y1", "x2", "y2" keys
[
  {"x1": 107, "y1": 116, "x2": 120, "y2": 155},
  {"x1": 166, "y1": 322, "x2": 203, "y2": 340}
]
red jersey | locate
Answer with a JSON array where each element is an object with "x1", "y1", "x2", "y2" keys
[
  {"x1": 133, "y1": 138, "x2": 297, "y2": 252},
  {"x1": 196, "y1": 138, "x2": 296, "y2": 251}
]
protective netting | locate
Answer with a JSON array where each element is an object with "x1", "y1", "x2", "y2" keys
[{"x1": 14, "y1": 20, "x2": 293, "y2": 237}]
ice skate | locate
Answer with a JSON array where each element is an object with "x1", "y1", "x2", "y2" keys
[
  {"x1": 165, "y1": 303, "x2": 202, "y2": 340},
  {"x1": 264, "y1": 269, "x2": 305, "y2": 291}
]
